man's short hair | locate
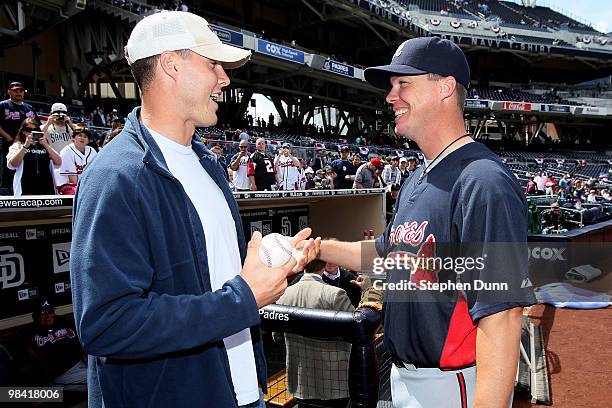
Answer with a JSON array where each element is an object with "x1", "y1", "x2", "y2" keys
[
  {"x1": 427, "y1": 73, "x2": 466, "y2": 113},
  {"x1": 304, "y1": 259, "x2": 326, "y2": 274},
  {"x1": 130, "y1": 49, "x2": 192, "y2": 92}
]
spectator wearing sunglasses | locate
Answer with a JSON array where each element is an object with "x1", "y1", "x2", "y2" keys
[{"x1": 6, "y1": 118, "x2": 61, "y2": 196}]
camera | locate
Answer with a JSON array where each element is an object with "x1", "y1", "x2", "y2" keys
[
  {"x1": 31, "y1": 131, "x2": 43, "y2": 142},
  {"x1": 57, "y1": 113, "x2": 65, "y2": 120}
]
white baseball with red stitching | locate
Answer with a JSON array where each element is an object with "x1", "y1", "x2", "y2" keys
[{"x1": 259, "y1": 233, "x2": 293, "y2": 268}]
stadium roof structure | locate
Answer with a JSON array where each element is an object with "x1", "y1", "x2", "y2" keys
[{"x1": 1, "y1": 0, "x2": 611, "y2": 140}]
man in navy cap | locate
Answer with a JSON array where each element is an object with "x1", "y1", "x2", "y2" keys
[
  {"x1": 0, "y1": 82, "x2": 38, "y2": 190},
  {"x1": 313, "y1": 37, "x2": 535, "y2": 407}
]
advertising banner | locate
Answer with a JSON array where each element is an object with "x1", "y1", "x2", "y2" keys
[
  {"x1": 210, "y1": 24, "x2": 244, "y2": 47},
  {"x1": 465, "y1": 99, "x2": 490, "y2": 109},
  {"x1": 323, "y1": 59, "x2": 355, "y2": 78},
  {"x1": 240, "y1": 206, "x2": 309, "y2": 241},
  {"x1": 541, "y1": 104, "x2": 571, "y2": 113},
  {"x1": 0, "y1": 222, "x2": 72, "y2": 319},
  {"x1": 257, "y1": 39, "x2": 305, "y2": 63}
]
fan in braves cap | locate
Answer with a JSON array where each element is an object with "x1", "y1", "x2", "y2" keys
[
  {"x1": 70, "y1": 11, "x2": 319, "y2": 408},
  {"x1": 313, "y1": 37, "x2": 535, "y2": 407}
]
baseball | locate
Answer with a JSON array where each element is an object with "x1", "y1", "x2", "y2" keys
[{"x1": 259, "y1": 233, "x2": 293, "y2": 268}]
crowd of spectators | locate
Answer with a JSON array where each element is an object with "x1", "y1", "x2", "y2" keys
[
  {"x1": 524, "y1": 170, "x2": 612, "y2": 233},
  {"x1": 106, "y1": 0, "x2": 188, "y2": 15},
  {"x1": 0, "y1": 83, "x2": 127, "y2": 196},
  {"x1": 468, "y1": 86, "x2": 579, "y2": 105}
]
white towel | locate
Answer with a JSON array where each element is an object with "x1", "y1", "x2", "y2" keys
[
  {"x1": 565, "y1": 265, "x2": 602, "y2": 283},
  {"x1": 536, "y1": 282, "x2": 611, "y2": 309}
]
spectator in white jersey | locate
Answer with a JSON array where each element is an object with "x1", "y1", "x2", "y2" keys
[
  {"x1": 275, "y1": 143, "x2": 301, "y2": 191},
  {"x1": 381, "y1": 156, "x2": 401, "y2": 186},
  {"x1": 230, "y1": 140, "x2": 251, "y2": 191},
  {"x1": 58, "y1": 125, "x2": 97, "y2": 187}
]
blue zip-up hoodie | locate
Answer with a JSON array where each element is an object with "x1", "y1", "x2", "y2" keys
[{"x1": 70, "y1": 107, "x2": 267, "y2": 408}]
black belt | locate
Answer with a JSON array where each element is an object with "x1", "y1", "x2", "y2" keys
[
  {"x1": 391, "y1": 356, "x2": 427, "y2": 369},
  {"x1": 391, "y1": 356, "x2": 474, "y2": 370}
]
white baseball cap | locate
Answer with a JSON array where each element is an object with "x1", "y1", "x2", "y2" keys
[
  {"x1": 125, "y1": 11, "x2": 251, "y2": 69},
  {"x1": 51, "y1": 103, "x2": 67, "y2": 113}
]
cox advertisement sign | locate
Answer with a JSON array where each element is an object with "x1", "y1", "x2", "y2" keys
[{"x1": 257, "y1": 39, "x2": 305, "y2": 63}]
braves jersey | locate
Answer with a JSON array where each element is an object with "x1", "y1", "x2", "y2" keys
[
  {"x1": 57, "y1": 143, "x2": 97, "y2": 185},
  {"x1": 230, "y1": 152, "x2": 250, "y2": 190},
  {"x1": 0, "y1": 99, "x2": 37, "y2": 142},
  {"x1": 20, "y1": 317, "x2": 83, "y2": 381},
  {"x1": 375, "y1": 142, "x2": 535, "y2": 369},
  {"x1": 276, "y1": 155, "x2": 299, "y2": 190},
  {"x1": 330, "y1": 159, "x2": 356, "y2": 189},
  {"x1": 247, "y1": 151, "x2": 276, "y2": 191}
]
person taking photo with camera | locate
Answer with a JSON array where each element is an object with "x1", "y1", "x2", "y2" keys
[
  {"x1": 6, "y1": 118, "x2": 61, "y2": 196},
  {"x1": 42, "y1": 103, "x2": 76, "y2": 150}
]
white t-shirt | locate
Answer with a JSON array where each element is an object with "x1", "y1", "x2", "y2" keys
[
  {"x1": 277, "y1": 155, "x2": 299, "y2": 190},
  {"x1": 56, "y1": 143, "x2": 97, "y2": 186},
  {"x1": 6, "y1": 143, "x2": 56, "y2": 196},
  {"x1": 147, "y1": 127, "x2": 259, "y2": 406},
  {"x1": 230, "y1": 153, "x2": 250, "y2": 190}
]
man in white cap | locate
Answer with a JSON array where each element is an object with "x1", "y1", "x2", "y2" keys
[
  {"x1": 70, "y1": 11, "x2": 318, "y2": 408},
  {"x1": 42, "y1": 102, "x2": 76, "y2": 153}
]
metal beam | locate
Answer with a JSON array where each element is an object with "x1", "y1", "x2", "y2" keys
[
  {"x1": 17, "y1": 1, "x2": 24, "y2": 31},
  {"x1": 299, "y1": 0, "x2": 324, "y2": 21},
  {"x1": 3, "y1": 3, "x2": 17, "y2": 29},
  {"x1": 0, "y1": 27, "x2": 19, "y2": 37},
  {"x1": 100, "y1": 66, "x2": 124, "y2": 99},
  {"x1": 362, "y1": 19, "x2": 389, "y2": 47}
]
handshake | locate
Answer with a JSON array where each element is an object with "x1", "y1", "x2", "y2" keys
[{"x1": 240, "y1": 228, "x2": 321, "y2": 308}]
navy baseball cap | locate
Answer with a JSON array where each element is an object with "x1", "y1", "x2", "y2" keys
[
  {"x1": 364, "y1": 37, "x2": 470, "y2": 90},
  {"x1": 8, "y1": 81, "x2": 24, "y2": 90}
]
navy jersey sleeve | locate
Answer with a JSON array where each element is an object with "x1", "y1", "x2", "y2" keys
[{"x1": 454, "y1": 166, "x2": 536, "y2": 322}]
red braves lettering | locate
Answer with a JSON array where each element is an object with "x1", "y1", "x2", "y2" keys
[{"x1": 390, "y1": 221, "x2": 428, "y2": 245}]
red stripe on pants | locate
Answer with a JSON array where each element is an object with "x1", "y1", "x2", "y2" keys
[{"x1": 456, "y1": 372, "x2": 468, "y2": 408}]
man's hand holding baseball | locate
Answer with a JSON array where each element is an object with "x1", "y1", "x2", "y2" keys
[{"x1": 241, "y1": 231, "x2": 297, "y2": 308}]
